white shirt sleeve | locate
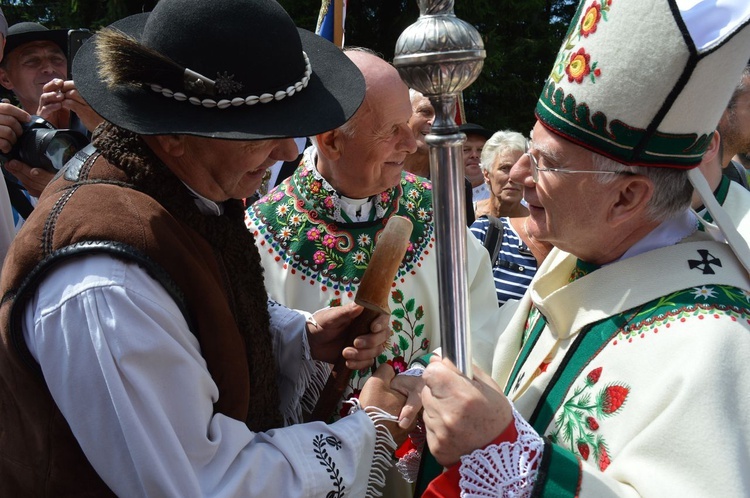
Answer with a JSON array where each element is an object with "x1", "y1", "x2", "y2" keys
[
  {"x1": 23, "y1": 254, "x2": 379, "y2": 497},
  {"x1": 0, "y1": 177, "x2": 17, "y2": 266}
]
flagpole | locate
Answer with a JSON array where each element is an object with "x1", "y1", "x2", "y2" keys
[
  {"x1": 333, "y1": 0, "x2": 344, "y2": 48},
  {"x1": 393, "y1": 0, "x2": 485, "y2": 377}
]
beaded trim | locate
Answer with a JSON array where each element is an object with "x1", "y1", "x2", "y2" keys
[{"x1": 149, "y1": 52, "x2": 312, "y2": 109}]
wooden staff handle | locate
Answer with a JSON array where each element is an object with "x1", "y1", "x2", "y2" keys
[{"x1": 308, "y1": 215, "x2": 413, "y2": 422}]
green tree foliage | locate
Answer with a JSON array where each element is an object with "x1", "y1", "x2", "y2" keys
[
  {"x1": 1, "y1": 0, "x2": 577, "y2": 133},
  {"x1": 281, "y1": 0, "x2": 577, "y2": 134},
  {"x1": 0, "y1": 0, "x2": 157, "y2": 31}
]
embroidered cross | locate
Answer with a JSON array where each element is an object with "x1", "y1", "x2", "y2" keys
[{"x1": 688, "y1": 249, "x2": 722, "y2": 275}]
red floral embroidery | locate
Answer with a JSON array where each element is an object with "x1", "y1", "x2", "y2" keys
[
  {"x1": 586, "y1": 416, "x2": 600, "y2": 430},
  {"x1": 580, "y1": 1, "x2": 602, "y2": 37},
  {"x1": 578, "y1": 441, "x2": 590, "y2": 460},
  {"x1": 598, "y1": 443, "x2": 611, "y2": 471},
  {"x1": 550, "y1": 367, "x2": 629, "y2": 472},
  {"x1": 566, "y1": 48, "x2": 592, "y2": 83},
  {"x1": 387, "y1": 356, "x2": 408, "y2": 374},
  {"x1": 586, "y1": 367, "x2": 602, "y2": 385},
  {"x1": 600, "y1": 385, "x2": 629, "y2": 414}
]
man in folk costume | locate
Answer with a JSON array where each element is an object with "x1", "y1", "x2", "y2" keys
[
  {"x1": 247, "y1": 49, "x2": 499, "y2": 496},
  {"x1": 0, "y1": 0, "x2": 415, "y2": 496},
  {"x1": 398, "y1": 0, "x2": 750, "y2": 496},
  {"x1": 246, "y1": 49, "x2": 498, "y2": 409}
]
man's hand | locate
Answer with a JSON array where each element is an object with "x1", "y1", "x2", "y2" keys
[
  {"x1": 37, "y1": 79, "x2": 103, "y2": 132},
  {"x1": 5, "y1": 159, "x2": 55, "y2": 198},
  {"x1": 391, "y1": 372, "x2": 425, "y2": 430},
  {"x1": 0, "y1": 101, "x2": 30, "y2": 154},
  {"x1": 359, "y1": 363, "x2": 413, "y2": 445},
  {"x1": 421, "y1": 357, "x2": 513, "y2": 466},
  {"x1": 306, "y1": 302, "x2": 391, "y2": 370}
]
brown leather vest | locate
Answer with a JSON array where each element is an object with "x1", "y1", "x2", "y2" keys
[{"x1": 0, "y1": 133, "x2": 278, "y2": 495}]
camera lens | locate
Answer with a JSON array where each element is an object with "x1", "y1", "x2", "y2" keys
[
  {"x1": 43, "y1": 135, "x2": 82, "y2": 170},
  {"x1": 19, "y1": 128, "x2": 89, "y2": 171}
]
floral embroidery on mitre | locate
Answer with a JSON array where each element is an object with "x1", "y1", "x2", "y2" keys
[
  {"x1": 565, "y1": 47, "x2": 601, "y2": 84},
  {"x1": 580, "y1": 0, "x2": 612, "y2": 37},
  {"x1": 548, "y1": 366, "x2": 629, "y2": 472},
  {"x1": 458, "y1": 407, "x2": 543, "y2": 496},
  {"x1": 550, "y1": 0, "x2": 610, "y2": 84}
]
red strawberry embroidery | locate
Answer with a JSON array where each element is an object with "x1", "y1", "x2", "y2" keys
[
  {"x1": 586, "y1": 367, "x2": 602, "y2": 386},
  {"x1": 553, "y1": 369, "x2": 631, "y2": 473},
  {"x1": 600, "y1": 385, "x2": 629, "y2": 414},
  {"x1": 586, "y1": 416, "x2": 599, "y2": 430},
  {"x1": 577, "y1": 441, "x2": 590, "y2": 460},
  {"x1": 598, "y1": 443, "x2": 610, "y2": 471}
]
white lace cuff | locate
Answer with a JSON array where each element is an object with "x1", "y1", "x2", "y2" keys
[
  {"x1": 395, "y1": 419, "x2": 426, "y2": 483},
  {"x1": 348, "y1": 399, "x2": 399, "y2": 498},
  {"x1": 458, "y1": 407, "x2": 543, "y2": 497}
]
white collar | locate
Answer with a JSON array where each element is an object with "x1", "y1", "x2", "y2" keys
[
  {"x1": 183, "y1": 183, "x2": 224, "y2": 216},
  {"x1": 616, "y1": 209, "x2": 698, "y2": 263}
]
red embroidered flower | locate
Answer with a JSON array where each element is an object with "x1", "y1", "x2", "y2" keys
[
  {"x1": 600, "y1": 385, "x2": 629, "y2": 414},
  {"x1": 391, "y1": 289, "x2": 405, "y2": 303},
  {"x1": 586, "y1": 416, "x2": 599, "y2": 430},
  {"x1": 586, "y1": 367, "x2": 602, "y2": 386},
  {"x1": 313, "y1": 250, "x2": 326, "y2": 265},
  {"x1": 598, "y1": 442, "x2": 611, "y2": 471},
  {"x1": 310, "y1": 180, "x2": 322, "y2": 194},
  {"x1": 323, "y1": 196, "x2": 334, "y2": 209},
  {"x1": 578, "y1": 441, "x2": 590, "y2": 460},
  {"x1": 580, "y1": 1, "x2": 602, "y2": 37},
  {"x1": 387, "y1": 356, "x2": 408, "y2": 374},
  {"x1": 306, "y1": 227, "x2": 320, "y2": 241},
  {"x1": 566, "y1": 48, "x2": 592, "y2": 83}
]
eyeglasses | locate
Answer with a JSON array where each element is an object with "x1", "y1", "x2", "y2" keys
[{"x1": 525, "y1": 151, "x2": 632, "y2": 183}]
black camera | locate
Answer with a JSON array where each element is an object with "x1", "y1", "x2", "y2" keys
[{"x1": 0, "y1": 116, "x2": 89, "y2": 172}]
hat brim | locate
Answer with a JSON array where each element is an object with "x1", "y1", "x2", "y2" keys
[
  {"x1": 4, "y1": 29, "x2": 68, "y2": 59},
  {"x1": 73, "y1": 13, "x2": 365, "y2": 140},
  {"x1": 459, "y1": 125, "x2": 493, "y2": 141}
]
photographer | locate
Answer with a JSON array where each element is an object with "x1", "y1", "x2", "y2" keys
[{"x1": 0, "y1": 22, "x2": 100, "y2": 229}]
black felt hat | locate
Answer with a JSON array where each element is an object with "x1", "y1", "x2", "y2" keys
[
  {"x1": 4, "y1": 22, "x2": 67, "y2": 58},
  {"x1": 459, "y1": 123, "x2": 494, "y2": 141},
  {"x1": 73, "y1": 0, "x2": 365, "y2": 140}
]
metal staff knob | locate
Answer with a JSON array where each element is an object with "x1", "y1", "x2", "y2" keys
[
  {"x1": 393, "y1": 0, "x2": 485, "y2": 131},
  {"x1": 393, "y1": 0, "x2": 486, "y2": 377}
]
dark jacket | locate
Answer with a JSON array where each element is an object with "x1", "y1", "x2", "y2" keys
[{"x1": 0, "y1": 125, "x2": 278, "y2": 495}]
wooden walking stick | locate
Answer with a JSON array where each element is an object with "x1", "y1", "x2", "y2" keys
[{"x1": 308, "y1": 215, "x2": 413, "y2": 422}]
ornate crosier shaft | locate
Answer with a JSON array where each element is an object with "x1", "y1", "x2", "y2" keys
[{"x1": 394, "y1": 0, "x2": 485, "y2": 377}]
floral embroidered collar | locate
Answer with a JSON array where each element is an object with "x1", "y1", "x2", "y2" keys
[
  {"x1": 247, "y1": 151, "x2": 435, "y2": 296},
  {"x1": 294, "y1": 147, "x2": 396, "y2": 223}
]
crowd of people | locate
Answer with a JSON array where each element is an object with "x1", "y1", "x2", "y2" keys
[{"x1": 1, "y1": 0, "x2": 750, "y2": 496}]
